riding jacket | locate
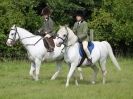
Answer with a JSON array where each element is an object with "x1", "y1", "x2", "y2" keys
[
  {"x1": 38, "y1": 17, "x2": 54, "y2": 37},
  {"x1": 73, "y1": 20, "x2": 89, "y2": 41}
]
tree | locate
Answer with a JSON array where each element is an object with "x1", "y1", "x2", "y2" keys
[
  {"x1": 0, "y1": 0, "x2": 41, "y2": 58},
  {"x1": 0, "y1": 0, "x2": 133, "y2": 58}
]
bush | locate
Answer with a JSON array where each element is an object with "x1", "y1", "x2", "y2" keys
[{"x1": 0, "y1": 0, "x2": 133, "y2": 58}]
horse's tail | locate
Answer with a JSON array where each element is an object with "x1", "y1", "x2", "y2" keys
[{"x1": 104, "y1": 41, "x2": 121, "y2": 71}]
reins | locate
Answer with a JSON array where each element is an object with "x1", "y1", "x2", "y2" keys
[{"x1": 24, "y1": 38, "x2": 43, "y2": 46}]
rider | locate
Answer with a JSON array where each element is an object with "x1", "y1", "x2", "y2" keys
[
  {"x1": 37, "y1": 6, "x2": 55, "y2": 52},
  {"x1": 73, "y1": 10, "x2": 92, "y2": 64}
]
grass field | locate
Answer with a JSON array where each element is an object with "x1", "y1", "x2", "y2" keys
[{"x1": 0, "y1": 57, "x2": 133, "y2": 99}]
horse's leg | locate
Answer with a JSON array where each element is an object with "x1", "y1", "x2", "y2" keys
[
  {"x1": 90, "y1": 65, "x2": 99, "y2": 84},
  {"x1": 77, "y1": 67, "x2": 83, "y2": 80},
  {"x1": 73, "y1": 70, "x2": 79, "y2": 86},
  {"x1": 100, "y1": 59, "x2": 107, "y2": 84},
  {"x1": 34, "y1": 59, "x2": 41, "y2": 81},
  {"x1": 51, "y1": 61, "x2": 62, "y2": 80},
  {"x1": 66, "y1": 63, "x2": 77, "y2": 87},
  {"x1": 29, "y1": 62, "x2": 36, "y2": 79}
]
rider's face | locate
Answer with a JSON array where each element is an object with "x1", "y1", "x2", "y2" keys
[
  {"x1": 76, "y1": 16, "x2": 82, "y2": 21},
  {"x1": 43, "y1": 15, "x2": 49, "y2": 19}
]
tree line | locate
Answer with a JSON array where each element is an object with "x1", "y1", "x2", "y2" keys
[{"x1": 0, "y1": 0, "x2": 133, "y2": 59}]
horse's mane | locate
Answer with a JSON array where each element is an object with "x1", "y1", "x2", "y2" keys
[
  {"x1": 58, "y1": 26, "x2": 78, "y2": 46},
  {"x1": 59, "y1": 26, "x2": 75, "y2": 35},
  {"x1": 17, "y1": 27, "x2": 35, "y2": 36}
]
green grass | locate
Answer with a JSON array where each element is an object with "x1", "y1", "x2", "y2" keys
[{"x1": 0, "y1": 58, "x2": 133, "y2": 99}]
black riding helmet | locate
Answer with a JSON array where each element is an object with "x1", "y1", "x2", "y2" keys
[
  {"x1": 41, "y1": 6, "x2": 51, "y2": 16},
  {"x1": 75, "y1": 10, "x2": 85, "y2": 19}
]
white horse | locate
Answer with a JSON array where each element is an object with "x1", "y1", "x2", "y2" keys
[
  {"x1": 6, "y1": 25, "x2": 83, "y2": 81},
  {"x1": 56, "y1": 26, "x2": 121, "y2": 87}
]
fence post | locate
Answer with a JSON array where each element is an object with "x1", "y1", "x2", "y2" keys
[{"x1": 90, "y1": 29, "x2": 94, "y2": 41}]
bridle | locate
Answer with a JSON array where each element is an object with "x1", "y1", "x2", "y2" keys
[
  {"x1": 8, "y1": 26, "x2": 42, "y2": 46},
  {"x1": 8, "y1": 26, "x2": 19, "y2": 42},
  {"x1": 56, "y1": 26, "x2": 69, "y2": 46}
]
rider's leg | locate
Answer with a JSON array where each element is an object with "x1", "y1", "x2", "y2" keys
[{"x1": 82, "y1": 41, "x2": 92, "y2": 64}]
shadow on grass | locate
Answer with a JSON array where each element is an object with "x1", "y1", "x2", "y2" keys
[{"x1": 21, "y1": 75, "x2": 122, "y2": 87}]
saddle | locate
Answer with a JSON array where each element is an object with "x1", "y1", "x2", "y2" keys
[{"x1": 43, "y1": 36, "x2": 55, "y2": 52}]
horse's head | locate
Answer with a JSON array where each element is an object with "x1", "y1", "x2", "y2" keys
[
  {"x1": 56, "y1": 26, "x2": 69, "y2": 47},
  {"x1": 6, "y1": 25, "x2": 19, "y2": 46},
  {"x1": 56, "y1": 26, "x2": 78, "y2": 47}
]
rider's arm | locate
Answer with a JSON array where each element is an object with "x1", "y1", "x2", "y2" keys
[
  {"x1": 46, "y1": 18, "x2": 54, "y2": 36},
  {"x1": 37, "y1": 23, "x2": 45, "y2": 36},
  {"x1": 73, "y1": 22, "x2": 77, "y2": 34}
]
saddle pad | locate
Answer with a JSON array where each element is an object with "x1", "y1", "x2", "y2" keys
[
  {"x1": 79, "y1": 41, "x2": 94, "y2": 57},
  {"x1": 87, "y1": 41, "x2": 94, "y2": 54}
]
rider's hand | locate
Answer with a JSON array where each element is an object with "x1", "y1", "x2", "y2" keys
[
  {"x1": 45, "y1": 34, "x2": 51, "y2": 38},
  {"x1": 34, "y1": 30, "x2": 40, "y2": 35}
]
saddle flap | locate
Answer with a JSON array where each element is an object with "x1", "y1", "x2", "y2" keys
[{"x1": 43, "y1": 37, "x2": 55, "y2": 52}]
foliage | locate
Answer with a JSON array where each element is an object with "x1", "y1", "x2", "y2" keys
[
  {"x1": 0, "y1": 0, "x2": 133, "y2": 58},
  {"x1": 88, "y1": 0, "x2": 133, "y2": 55},
  {"x1": 0, "y1": 0, "x2": 41, "y2": 58}
]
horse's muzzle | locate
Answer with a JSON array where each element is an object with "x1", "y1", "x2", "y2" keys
[
  {"x1": 6, "y1": 39, "x2": 15, "y2": 46},
  {"x1": 55, "y1": 39, "x2": 61, "y2": 47},
  {"x1": 56, "y1": 41, "x2": 63, "y2": 47},
  {"x1": 56, "y1": 43, "x2": 61, "y2": 47}
]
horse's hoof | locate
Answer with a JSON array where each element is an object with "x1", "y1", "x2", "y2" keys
[
  {"x1": 80, "y1": 77, "x2": 83, "y2": 80},
  {"x1": 65, "y1": 84, "x2": 69, "y2": 88},
  {"x1": 91, "y1": 81, "x2": 95, "y2": 84},
  {"x1": 34, "y1": 77, "x2": 39, "y2": 81},
  {"x1": 35, "y1": 79, "x2": 39, "y2": 81},
  {"x1": 102, "y1": 82, "x2": 106, "y2": 84},
  {"x1": 50, "y1": 77, "x2": 55, "y2": 80},
  {"x1": 75, "y1": 80, "x2": 79, "y2": 86}
]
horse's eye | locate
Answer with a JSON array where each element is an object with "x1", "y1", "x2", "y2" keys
[
  {"x1": 11, "y1": 33, "x2": 14, "y2": 36},
  {"x1": 63, "y1": 34, "x2": 66, "y2": 37},
  {"x1": 56, "y1": 34, "x2": 59, "y2": 37}
]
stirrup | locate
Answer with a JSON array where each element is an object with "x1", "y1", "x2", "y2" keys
[
  {"x1": 87, "y1": 58, "x2": 92, "y2": 65},
  {"x1": 47, "y1": 49, "x2": 54, "y2": 52}
]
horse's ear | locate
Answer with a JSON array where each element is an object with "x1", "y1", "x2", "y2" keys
[
  {"x1": 65, "y1": 24, "x2": 68, "y2": 27},
  {"x1": 12, "y1": 24, "x2": 16, "y2": 28},
  {"x1": 59, "y1": 25, "x2": 63, "y2": 28}
]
